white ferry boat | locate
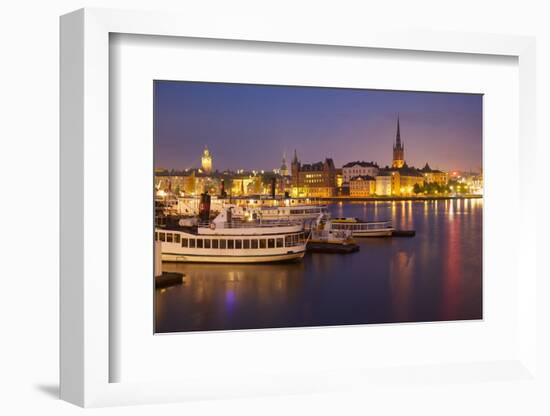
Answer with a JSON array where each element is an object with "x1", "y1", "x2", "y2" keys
[
  {"x1": 330, "y1": 217, "x2": 394, "y2": 237},
  {"x1": 234, "y1": 205, "x2": 329, "y2": 230},
  {"x1": 155, "y1": 208, "x2": 308, "y2": 263}
]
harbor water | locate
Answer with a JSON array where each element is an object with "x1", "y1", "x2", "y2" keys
[{"x1": 155, "y1": 199, "x2": 482, "y2": 333}]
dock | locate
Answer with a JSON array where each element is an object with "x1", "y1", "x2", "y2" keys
[
  {"x1": 307, "y1": 242, "x2": 360, "y2": 254},
  {"x1": 155, "y1": 272, "x2": 185, "y2": 289}
]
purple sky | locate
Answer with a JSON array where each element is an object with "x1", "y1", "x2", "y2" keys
[{"x1": 154, "y1": 81, "x2": 482, "y2": 172}]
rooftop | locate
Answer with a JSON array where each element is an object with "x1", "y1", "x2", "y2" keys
[
  {"x1": 300, "y1": 158, "x2": 336, "y2": 171},
  {"x1": 419, "y1": 163, "x2": 444, "y2": 174},
  {"x1": 343, "y1": 161, "x2": 379, "y2": 168}
]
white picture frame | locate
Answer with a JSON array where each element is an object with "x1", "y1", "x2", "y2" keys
[{"x1": 60, "y1": 8, "x2": 538, "y2": 408}]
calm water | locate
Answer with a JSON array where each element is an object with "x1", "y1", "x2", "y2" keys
[{"x1": 156, "y1": 199, "x2": 483, "y2": 333}]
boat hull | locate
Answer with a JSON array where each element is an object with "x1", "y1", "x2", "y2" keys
[
  {"x1": 352, "y1": 229, "x2": 394, "y2": 237},
  {"x1": 161, "y1": 250, "x2": 305, "y2": 263}
]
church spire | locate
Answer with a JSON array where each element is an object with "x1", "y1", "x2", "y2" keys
[
  {"x1": 396, "y1": 114, "x2": 401, "y2": 148},
  {"x1": 392, "y1": 114, "x2": 405, "y2": 169}
]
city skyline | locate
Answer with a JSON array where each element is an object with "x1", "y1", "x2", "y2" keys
[{"x1": 154, "y1": 81, "x2": 482, "y2": 173}]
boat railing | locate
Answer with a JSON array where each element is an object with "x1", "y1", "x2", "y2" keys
[
  {"x1": 332, "y1": 220, "x2": 393, "y2": 229},
  {"x1": 197, "y1": 219, "x2": 303, "y2": 229},
  {"x1": 311, "y1": 229, "x2": 352, "y2": 239}
]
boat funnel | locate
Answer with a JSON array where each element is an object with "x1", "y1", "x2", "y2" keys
[{"x1": 199, "y1": 192, "x2": 211, "y2": 221}]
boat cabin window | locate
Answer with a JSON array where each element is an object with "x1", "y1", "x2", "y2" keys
[
  {"x1": 260, "y1": 239, "x2": 266, "y2": 249},
  {"x1": 189, "y1": 238, "x2": 196, "y2": 248},
  {"x1": 251, "y1": 239, "x2": 258, "y2": 249},
  {"x1": 220, "y1": 239, "x2": 226, "y2": 249},
  {"x1": 166, "y1": 233, "x2": 173, "y2": 243},
  {"x1": 277, "y1": 238, "x2": 284, "y2": 248},
  {"x1": 268, "y1": 238, "x2": 275, "y2": 249},
  {"x1": 196, "y1": 239, "x2": 203, "y2": 248},
  {"x1": 204, "y1": 239, "x2": 211, "y2": 249},
  {"x1": 212, "y1": 239, "x2": 219, "y2": 249},
  {"x1": 284, "y1": 233, "x2": 303, "y2": 247},
  {"x1": 159, "y1": 232, "x2": 165, "y2": 242},
  {"x1": 227, "y1": 240, "x2": 234, "y2": 249},
  {"x1": 243, "y1": 240, "x2": 250, "y2": 249},
  {"x1": 235, "y1": 240, "x2": 242, "y2": 249},
  {"x1": 174, "y1": 234, "x2": 180, "y2": 244},
  {"x1": 182, "y1": 238, "x2": 188, "y2": 247}
]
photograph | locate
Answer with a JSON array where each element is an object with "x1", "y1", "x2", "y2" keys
[{"x1": 153, "y1": 80, "x2": 483, "y2": 333}]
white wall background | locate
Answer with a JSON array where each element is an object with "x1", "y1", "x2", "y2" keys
[{"x1": 0, "y1": 1, "x2": 548, "y2": 415}]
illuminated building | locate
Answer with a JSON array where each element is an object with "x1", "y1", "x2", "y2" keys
[
  {"x1": 392, "y1": 116, "x2": 405, "y2": 169},
  {"x1": 375, "y1": 171, "x2": 393, "y2": 196},
  {"x1": 420, "y1": 163, "x2": 448, "y2": 185},
  {"x1": 154, "y1": 170, "x2": 214, "y2": 196},
  {"x1": 349, "y1": 175, "x2": 376, "y2": 197},
  {"x1": 291, "y1": 150, "x2": 337, "y2": 197},
  {"x1": 342, "y1": 161, "x2": 379, "y2": 183},
  {"x1": 393, "y1": 167, "x2": 424, "y2": 195},
  {"x1": 231, "y1": 175, "x2": 262, "y2": 196},
  {"x1": 375, "y1": 167, "x2": 424, "y2": 196},
  {"x1": 201, "y1": 146, "x2": 213, "y2": 174}
]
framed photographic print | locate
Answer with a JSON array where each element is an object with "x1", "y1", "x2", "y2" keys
[
  {"x1": 152, "y1": 80, "x2": 483, "y2": 334},
  {"x1": 60, "y1": 8, "x2": 538, "y2": 408}
]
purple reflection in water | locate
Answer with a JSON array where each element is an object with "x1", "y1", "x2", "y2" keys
[{"x1": 225, "y1": 290, "x2": 236, "y2": 311}]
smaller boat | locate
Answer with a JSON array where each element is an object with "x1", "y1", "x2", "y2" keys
[
  {"x1": 307, "y1": 215, "x2": 359, "y2": 253},
  {"x1": 330, "y1": 217, "x2": 394, "y2": 237}
]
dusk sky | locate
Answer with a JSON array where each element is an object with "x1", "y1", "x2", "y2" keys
[{"x1": 154, "y1": 81, "x2": 482, "y2": 172}]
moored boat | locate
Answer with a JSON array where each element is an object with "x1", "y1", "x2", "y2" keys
[
  {"x1": 307, "y1": 215, "x2": 359, "y2": 253},
  {"x1": 330, "y1": 217, "x2": 394, "y2": 237},
  {"x1": 155, "y1": 207, "x2": 308, "y2": 263}
]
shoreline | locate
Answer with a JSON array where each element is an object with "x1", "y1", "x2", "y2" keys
[{"x1": 312, "y1": 195, "x2": 483, "y2": 202}]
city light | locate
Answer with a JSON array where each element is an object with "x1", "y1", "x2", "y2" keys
[{"x1": 154, "y1": 118, "x2": 482, "y2": 200}]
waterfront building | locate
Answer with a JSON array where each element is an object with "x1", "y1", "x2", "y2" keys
[
  {"x1": 201, "y1": 146, "x2": 213, "y2": 174},
  {"x1": 155, "y1": 173, "x2": 189, "y2": 195},
  {"x1": 374, "y1": 166, "x2": 423, "y2": 196},
  {"x1": 392, "y1": 116, "x2": 405, "y2": 169},
  {"x1": 336, "y1": 169, "x2": 343, "y2": 187},
  {"x1": 182, "y1": 172, "x2": 198, "y2": 194},
  {"x1": 457, "y1": 171, "x2": 483, "y2": 195},
  {"x1": 375, "y1": 170, "x2": 394, "y2": 196},
  {"x1": 342, "y1": 161, "x2": 379, "y2": 183},
  {"x1": 335, "y1": 168, "x2": 345, "y2": 196},
  {"x1": 420, "y1": 163, "x2": 448, "y2": 185},
  {"x1": 469, "y1": 173, "x2": 483, "y2": 195},
  {"x1": 155, "y1": 170, "x2": 212, "y2": 196},
  {"x1": 231, "y1": 175, "x2": 262, "y2": 196},
  {"x1": 393, "y1": 166, "x2": 425, "y2": 195},
  {"x1": 349, "y1": 175, "x2": 376, "y2": 197},
  {"x1": 291, "y1": 150, "x2": 337, "y2": 197}
]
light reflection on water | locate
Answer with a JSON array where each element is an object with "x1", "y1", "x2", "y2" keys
[{"x1": 156, "y1": 199, "x2": 483, "y2": 333}]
